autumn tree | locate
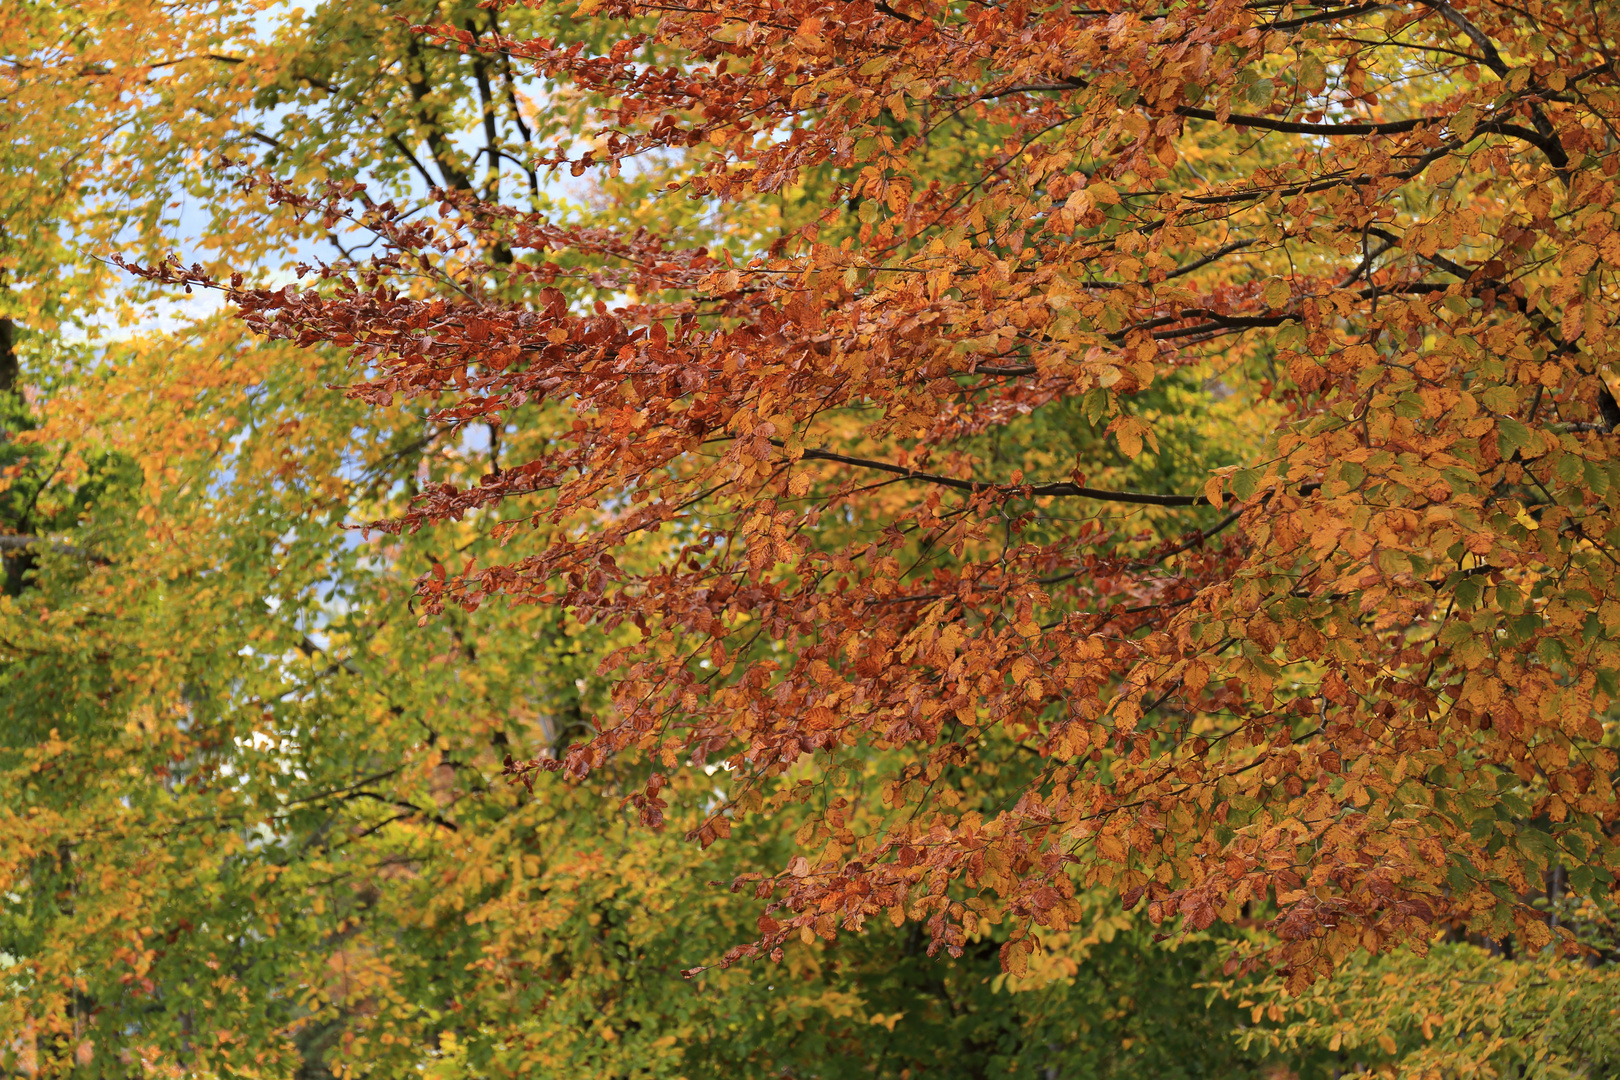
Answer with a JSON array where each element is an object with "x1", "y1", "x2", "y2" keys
[
  {"x1": 139, "y1": 0, "x2": 1620, "y2": 998},
  {"x1": 1, "y1": 1, "x2": 1295, "y2": 1077}
]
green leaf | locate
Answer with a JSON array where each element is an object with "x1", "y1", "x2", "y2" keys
[
  {"x1": 1299, "y1": 55, "x2": 1327, "y2": 94},
  {"x1": 1584, "y1": 457, "x2": 1610, "y2": 498},
  {"x1": 1082, "y1": 386, "x2": 1110, "y2": 424},
  {"x1": 1535, "y1": 637, "x2": 1570, "y2": 666},
  {"x1": 1497, "y1": 416, "x2": 1531, "y2": 460},
  {"x1": 1480, "y1": 386, "x2": 1518, "y2": 413}
]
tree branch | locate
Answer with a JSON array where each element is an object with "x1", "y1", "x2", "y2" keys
[
  {"x1": 0, "y1": 535, "x2": 109, "y2": 564},
  {"x1": 782, "y1": 444, "x2": 1210, "y2": 506}
]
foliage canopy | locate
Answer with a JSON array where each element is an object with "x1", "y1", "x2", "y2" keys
[
  {"x1": 6, "y1": 0, "x2": 1620, "y2": 1075},
  {"x1": 171, "y1": 0, "x2": 1620, "y2": 987}
]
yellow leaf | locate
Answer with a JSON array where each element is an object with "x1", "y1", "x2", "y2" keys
[
  {"x1": 870, "y1": 1011, "x2": 904, "y2": 1031},
  {"x1": 1116, "y1": 419, "x2": 1143, "y2": 459},
  {"x1": 1087, "y1": 182, "x2": 1120, "y2": 206},
  {"x1": 1096, "y1": 832, "x2": 1128, "y2": 862}
]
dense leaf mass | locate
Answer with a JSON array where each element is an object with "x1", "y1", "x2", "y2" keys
[{"x1": 138, "y1": 0, "x2": 1620, "y2": 990}]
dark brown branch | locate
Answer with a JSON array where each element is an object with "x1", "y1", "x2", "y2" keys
[
  {"x1": 465, "y1": 18, "x2": 504, "y2": 201},
  {"x1": 405, "y1": 37, "x2": 474, "y2": 192},
  {"x1": 1262, "y1": 1, "x2": 1390, "y2": 30},
  {"x1": 1164, "y1": 238, "x2": 1263, "y2": 281},
  {"x1": 0, "y1": 535, "x2": 109, "y2": 565},
  {"x1": 783, "y1": 444, "x2": 1210, "y2": 506},
  {"x1": 983, "y1": 78, "x2": 1443, "y2": 137},
  {"x1": 1416, "y1": 0, "x2": 1509, "y2": 76},
  {"x1": 390, "y1": 134, "x2": 441, "y2": 192},
  {"x1": 1174, "y1": 105, "x2": 1441, "y2": 136}
]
